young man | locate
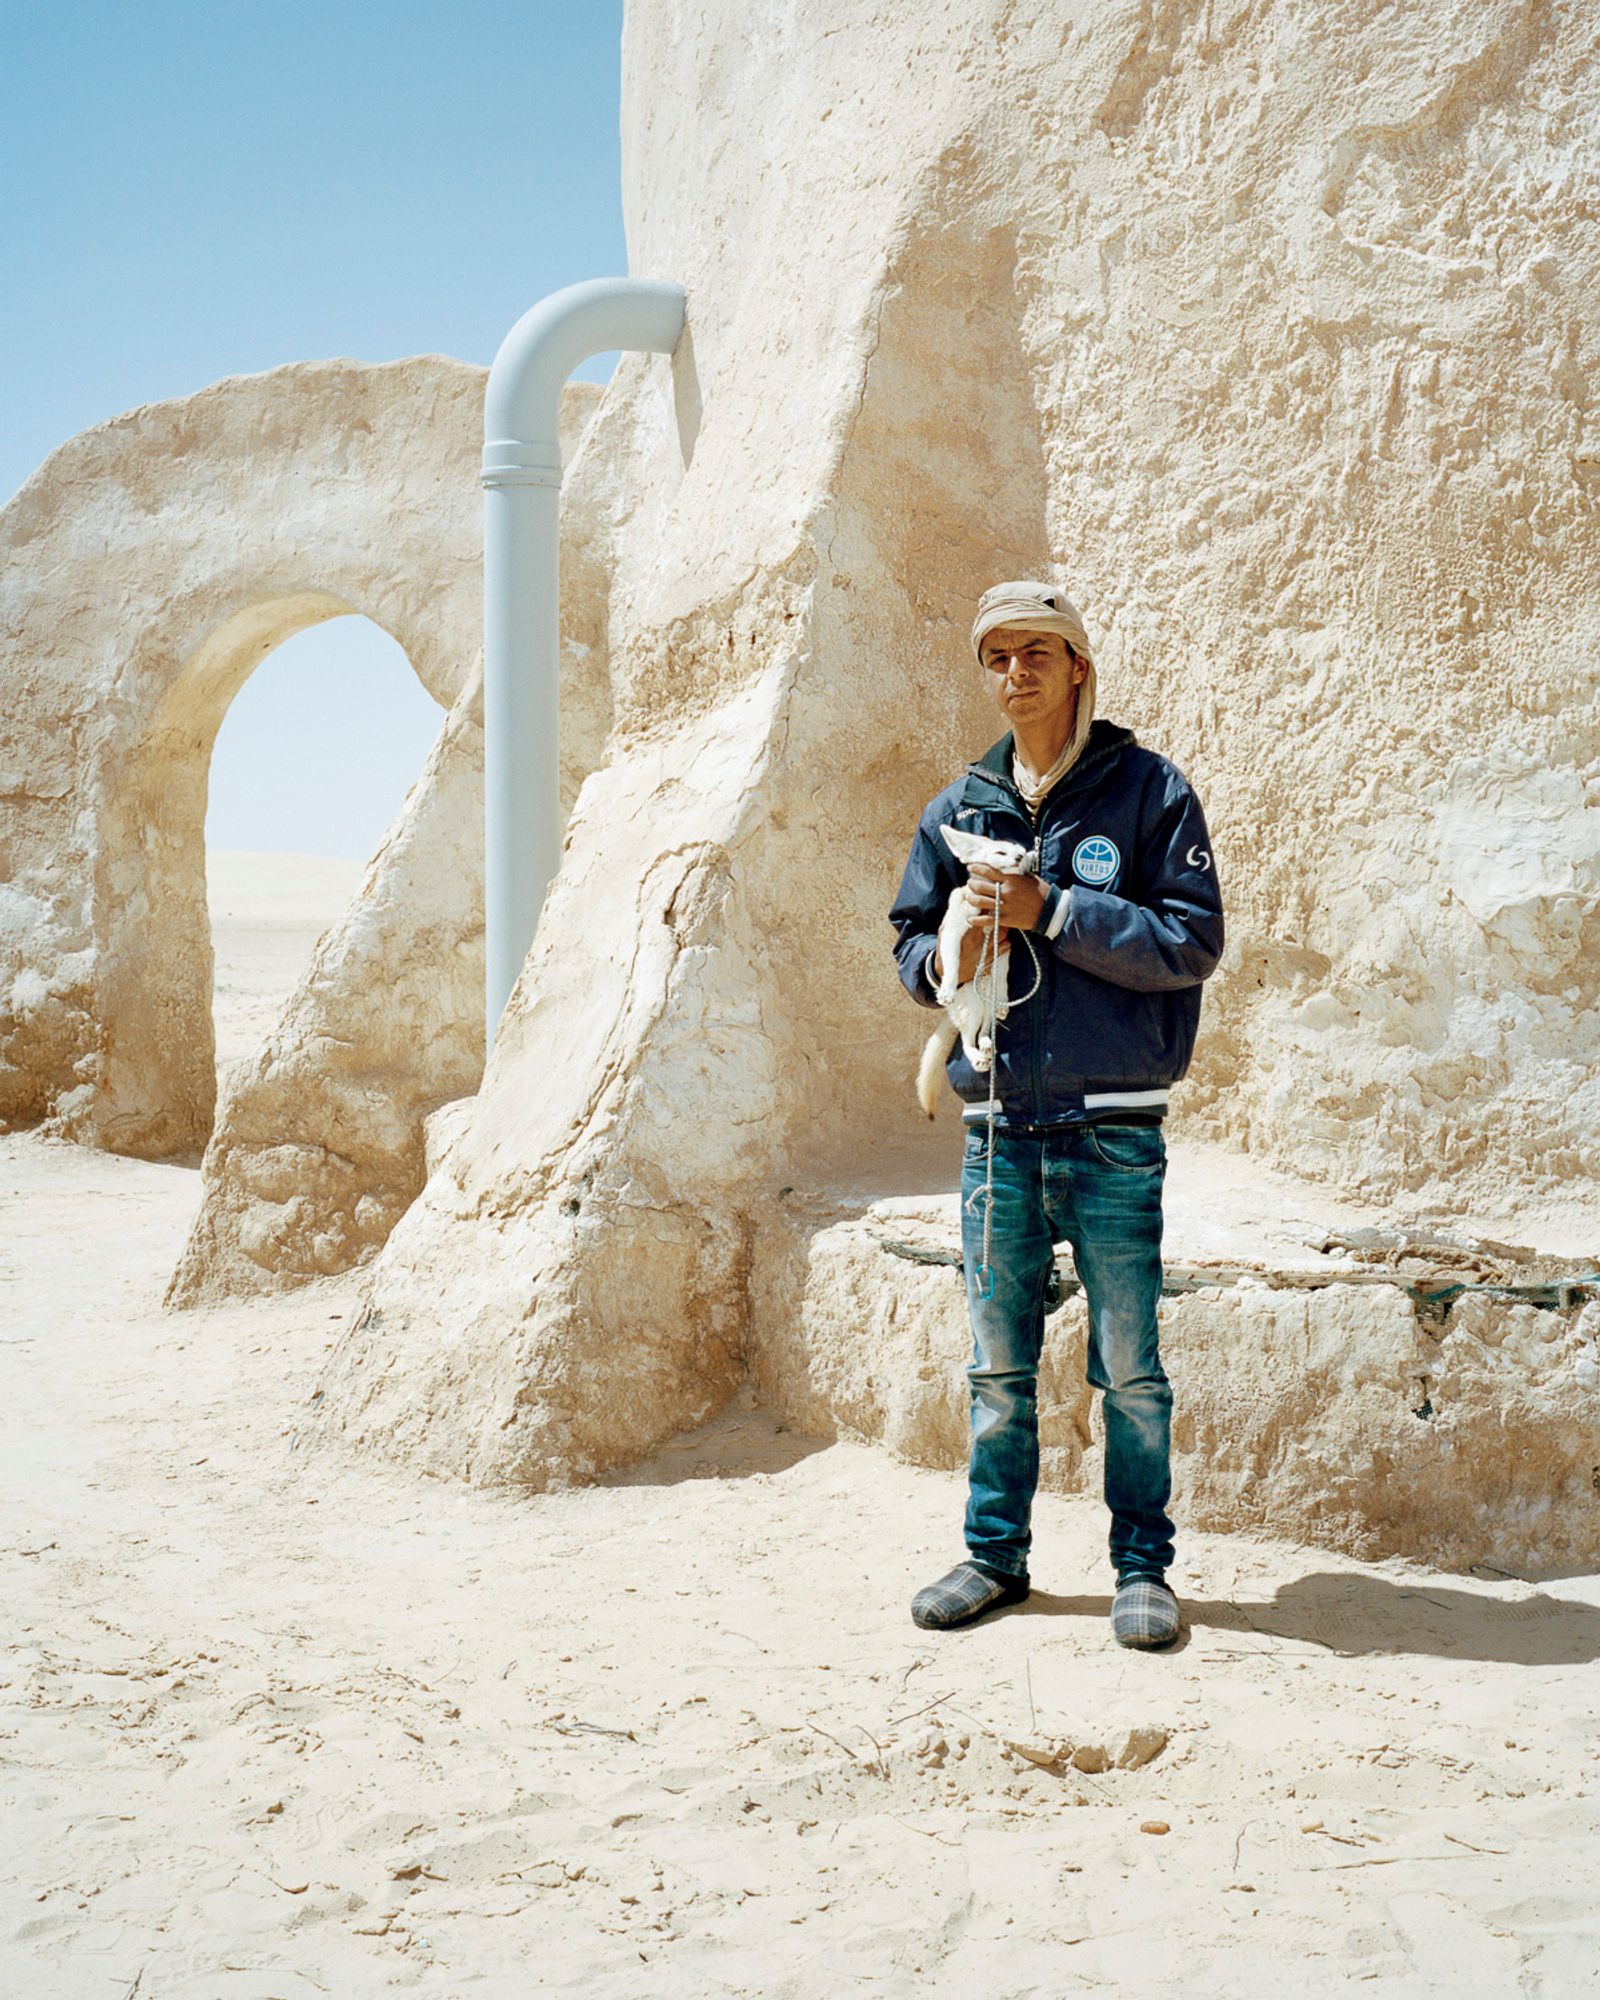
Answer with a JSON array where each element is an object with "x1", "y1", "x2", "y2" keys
[{"x1": 889, "y1": 580, "x2": 1225, "y2": 1646}]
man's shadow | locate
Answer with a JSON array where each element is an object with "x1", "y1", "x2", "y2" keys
[{"x1": 1023, "y1": 1572, "x2": 1600, "y2": 1666}]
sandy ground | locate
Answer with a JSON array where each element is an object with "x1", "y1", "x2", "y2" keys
[
  {"x1": 206, "y1": 850, "x2": 366, "y2": 1076},
  {"x1": 4, "y1": 857, "x2": 1600, "y2": 1996}
]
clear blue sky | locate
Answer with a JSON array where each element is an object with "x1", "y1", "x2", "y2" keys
[{"x1": 4, "y1": 0, "x2": 628, "y2": 859}]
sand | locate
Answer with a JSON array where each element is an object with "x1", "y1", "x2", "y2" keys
[
  {"x1": 205, "y1": 850, "x2": 366, "y2": 1077},
  {"x1": 4, "y1": 856, "x2": 1599, "y2": 1996}
]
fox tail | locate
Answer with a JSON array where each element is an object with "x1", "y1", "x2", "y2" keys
[{"x1": 917, "y1": 1018, "x2": 958, "y2": 1120}]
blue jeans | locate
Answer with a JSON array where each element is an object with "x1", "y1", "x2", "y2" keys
[{"x1": 958, "y1": 1119, "x2": 1174, "y2": 1583}]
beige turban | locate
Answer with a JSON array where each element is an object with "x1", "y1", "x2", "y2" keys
[{"x1": 970, "y1": 581, "x2": 1095, "y2": 669}]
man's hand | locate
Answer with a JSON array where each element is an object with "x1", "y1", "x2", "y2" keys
[
  {"x1": 930, "y1": 866, "x2": 1050, "y2": 987},
  {"x1": 966, "y1": 862, "x2": 1049, "y2": 932}
]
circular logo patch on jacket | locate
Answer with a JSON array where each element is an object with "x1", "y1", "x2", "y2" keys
[{"x1": 1072, "y1": 835, "x2": 1120, "y2": 885}]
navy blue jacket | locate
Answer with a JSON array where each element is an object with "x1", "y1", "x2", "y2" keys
[{"x1": 889, "y1": 718, "x2": 1225, "y2": 1124}]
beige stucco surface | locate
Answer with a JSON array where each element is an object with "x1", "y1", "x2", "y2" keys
[{"x1": 748, "y1": 1188, "x2": 1600, "y2": 1577}]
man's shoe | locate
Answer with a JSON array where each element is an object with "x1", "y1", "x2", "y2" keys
[
  {"x1": 1111, "y1": 1571, "x2": 1181, "y2": 1649},
  {"x1": 911, "y1": 1560, "x2": 1030, "y2": 1630}
]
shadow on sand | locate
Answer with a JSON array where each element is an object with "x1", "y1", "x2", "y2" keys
[
  {"x1": 595, "y1": 1386, "x2": 832, "y2": 1491},
  {"x1": 1018, "y1": 1573, "x2": 1600, "y2": 1666}
]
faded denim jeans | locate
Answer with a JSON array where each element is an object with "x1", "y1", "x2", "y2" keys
[{"x1": 958, "y1": 1119, "x2": 1174, "y2": 1583}]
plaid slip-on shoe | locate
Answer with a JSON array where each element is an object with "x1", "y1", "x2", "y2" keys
[
  {"x1": 911, "y1": 1560, "x2": 1030, "y2": 1630},
  {"x1": 1111, "y1": 1571, "x2": 1181, "y2": 1649}
]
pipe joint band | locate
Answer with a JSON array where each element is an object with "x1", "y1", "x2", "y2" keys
[{"x1": 481, "y1": 439, "x2": 563, "y2": 490}]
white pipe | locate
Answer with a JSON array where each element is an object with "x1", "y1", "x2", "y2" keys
[{"x1": 480, "y1": 277, "x2": 687, "y2": 1056}]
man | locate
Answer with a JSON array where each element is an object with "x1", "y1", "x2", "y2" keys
[{"x1": 888, "y1": 580, "x2": 1224, "y2": 1647}]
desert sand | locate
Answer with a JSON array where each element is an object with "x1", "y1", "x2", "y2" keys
[
  {"x1": 4, "y1": 857, "x2": 1598, "y2": 1997},
  {"x1": 206, "y1": 851, "x2": 366, "y2": 1077}
]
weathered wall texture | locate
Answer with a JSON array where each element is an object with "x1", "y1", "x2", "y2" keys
[
  {"x1": 306, "y1": 0, "x2": 1600, "y2": 1521},
  {"x1": 746, "y1": 1198, "x2": 1600, "y2": 1576},
  {"x1": 0, "y1": 358, "x2": 602, "y2": 1191}
]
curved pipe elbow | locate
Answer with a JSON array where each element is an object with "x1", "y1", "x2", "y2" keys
[
  {"x1": 482, "y1": 278, "x2": 686, "y2": 486},
  {"x1": 480, "y1": 275, "x2": 687, "y2": 1056}
]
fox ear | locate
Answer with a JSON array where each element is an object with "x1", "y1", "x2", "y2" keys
[
  {"x1": 939, "y1": 822, "x2": 984, "y2": 864},
  {"x1": 942, "y1": 822, "x2": 1031, "y2": 871}
]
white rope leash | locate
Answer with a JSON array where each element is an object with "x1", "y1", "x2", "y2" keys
[{"x1": 965, "y1": 852, "x2": 1042, "y2": 1301}]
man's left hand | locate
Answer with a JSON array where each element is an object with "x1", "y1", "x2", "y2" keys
[{"x1": 967, "y1": 862, "x2": 1049, "y2": 931}]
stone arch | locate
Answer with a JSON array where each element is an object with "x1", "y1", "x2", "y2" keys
[
  {"x1": 0, "y1": 357, "x2": 608, "y2": 1173},
  {"x1": 94, "y1": 589, "x2": 444, "y2": 1159},
  {"x1": 0, "y1": 356, "x2": 486, "y2": 1157}
]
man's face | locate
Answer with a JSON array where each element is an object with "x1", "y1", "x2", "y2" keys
[{"x1": 979, "y1": 625, "x2": 1085, "y2": 731}]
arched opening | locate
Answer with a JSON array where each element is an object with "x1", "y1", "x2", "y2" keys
[
  {"x1": 91, "y1": 595, "x2": 444, "y2": 1161},
  {"x1": 205, "y1": 614, "x2": 441, "y2": 1081}
]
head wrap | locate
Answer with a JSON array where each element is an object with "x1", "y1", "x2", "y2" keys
[
  {"x1": 970, "y1": 581, "x2": 1098, "y2": 812},
  {"x1": 970, "y1": 581, "x2": 1095, "y2": 671}
]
